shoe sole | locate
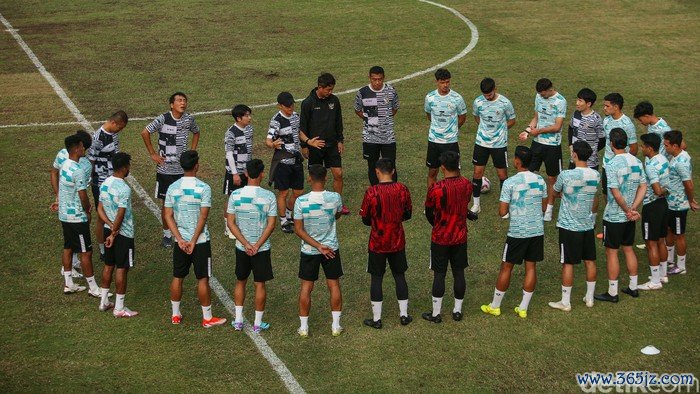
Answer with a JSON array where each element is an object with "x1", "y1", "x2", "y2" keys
[{"x1": 548, "y1": 303, "x2": 571, "y2": 312}]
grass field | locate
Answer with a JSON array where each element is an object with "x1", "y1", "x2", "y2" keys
[{"x1": 1, "y1": 0, "x2": 699, "y2": 392}]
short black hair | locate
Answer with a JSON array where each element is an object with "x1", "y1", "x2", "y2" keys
[
  {"x1": 180, "y1": 150, "x2": 199, "y2": 171},
  {"x1": 308, "y1": 164, "x2": 327, "y2": 182},
  {"x1": 76, "y1": 130, "x2": 92, "y2": 150},
  {"x1": 514, "y1": 145, "x2": 533, "y2": 167},
  {"x1": 434, "y1": 68, "x2": 451, "y2": 81},
  {"x1": 663, "y1": 130, "x2": 683, "y2": 147},
  {"x1": 112, "y1": 152, "x2": 131, "y2": 171},
  {"x1": 375, "y1": 158, "x2": 394, "y2": 174},
  {"x1": 480, "y1": 78, "x2": 496, "y2": 94},
  {"x1": 317, "y1": 72, "x2": 336, "y2": 88},
  {"x1": 609, "y1": 128, "x2": 628, "y2": 149},
  {"x1": 439, "y1": 151, "x2": 460, "y2": 171},
  {"x1": 109, "y1": 110, "x2": 129, "y2": 124},
  {"x1": 604, "y1": 93, "x2": 624, "y2": 110},
  {"x1": 572, "y1": 140, "x2": 593, "y2": 162},
  {"x1": 246, "y1": 159, "x2": 265, "y2": 179},
  {"x1": 64, "y1": 134, "x2": 82, "y2": 151},
  {"x1": 577, "y1": 88, "x2": 597, "y2": 105},
  {"x1": 169, "y1": 92, "x2": 187, "y2": 104},
  {"x1": 277, "y1": 92, "x2": 294, "y2": 107},
  {"x1": 633, "y1": 101, "x2": 654, "y2": 119},
  {"x1": 231, "y1": 104, "x2": 252, "y2": 121},
  {"x1": 536, "y1": 78, "x2": 552, "y2": 92},
  {"x1": 640, "y1": 133, "x2": 661, "y2": 153},
  {"x1": 369, "y1": 66, "x2": 384, "y2": 76}
]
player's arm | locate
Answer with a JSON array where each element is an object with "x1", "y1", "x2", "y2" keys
[
  {"x1": 141, "y1": 127, "x2": 165, "y2": 165},
  {"x1": 226, "y1": 213, "x2": 255, "y2": 254},
  {"x1": 78, "y1": 189, "x2": 91, "y2": 219},
  {"x1": 424, "y1": 205, "x2": 435, "y2": 225},
  {"x1": 293, "y1": 219, "x2": 335, "y2": 258},
  {"x1": 457, "y1": 114, "x2": 467, "y2": 128},
  {"x1": 498, "y1": 201, "x2": 509, "y2": 218},
  {"x1": 97, "y1": 202, "x2": 112, "y2": 227},
  {"x1": 533, "y1": 117, "x2": 564, "y2": 135},
  {"x1": 528, "y1": 112, "x2": 538, "y2": 129},
  {"x1": 163, "y1": 206, "x2": 186, "y2": 250},
  {"x1": 506, "y1": 118, "x2": 516, "y2": 129},
  {"x1": 650, "y1": 182, "x2": 666, "y2": 197},
  {"x1": 360, "y1": 193, "x2": 372, "y2": 226},
  {"x1": 254, "y1": 216, "x2": 277, "y2": 251},
  {"x1": 682, "y1": 179, "x2": 699, "y2": 211},
  {"x1": 190, "y1": 131, "x2": 200, "y2": 150},
  {"x1": 403, "y1": 190, "x2": 413, "y2": 221},
  {"x1": 473, "y1": 115, "x2": 480, "y2": 125},
  {"x1": 354, "y1": 110, "x2": 365, "y2": 120},
  {"x1": 187, "y1": 206, "x2": 210, "y2": 252},
  {"x1": 50, "y1": 168, "x2": 60, "y2": 211}
]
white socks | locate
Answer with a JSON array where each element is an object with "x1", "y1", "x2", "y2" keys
[
  {"x1": 202, "y1": 305, "x2": 213, "y2": 320},
  {"x1": 650, "y1": 266, "x2": 661, "y2": 284},
  {"x1": 667, "y1": 245, "x2": 675, "y2": 265},
  {"x1": 629, "y1": 275, "x2": 638, "y2": 291},
  {"x1": 331, "y1": 311, "x2": 342, "y2": 330},
  {"x1": 453, "y1": 298, "x2": 463, "y2": 314},
  {"x1": 519, "y1": 290, "x2": 533, "y2": 311},
  {"x1": 677, "y1": 255, "x2": 686, "y2": 270},
  {"x1": 100, "y1": 288, "x2": 110, "y2": 306},
  {"x1": 371, "y1": 301, "x2": 382, "y2": 321},
  {"x1": 561, "y1": 286, "x2": 572, "y2": 306},
  {"x1": 85, "y1": 276, "x2": 99, "y2": 292},
  {"x1": 299, "y1": 316, "x2": 309, "y2": 331},
  {"x1": 171, "y1": 300, "x2": 181, "y2": 317},
  {"x1": 473, "y1": 196, "x2": 480, "y2": 206},
  {"x1": 254, "y1": 311, "x2": 264, "y2": 327},
  {"x1": 660, "y1": 261, "x2": 668, "y2": 277},
  {"x1": 235, "y1": 305, "x2": 244, "y2": 324},
  {"x1": 432, "y1": 296, "x2": 442, "y2": 317},
  {"x1": 585, "y1": 281, "x2": 596, "y2": 300},
  {"x1": 285, "y1": 208, "x2": 292, "y2": 222},
  {"x1": 398, "y1": 299, "x2": 408, "y2": 317},
  {"x1": 592, "y1": 212, "x2": 598, "y2": 224},
  {"x1": 63, "y1": 270, "x2": 74, "y2": 287},
  {"x1": 99, "y1": 243, "x2": 105, "y2": 254},
  {"x1": 163, "y1": 229, "x2": 172, "y2": 238},
  {"x1": 491, "y1": 289, "x2": 505, "y2": 308},
  {"x1": 71, "y1": 253, "x2": 80, "y2": 268},
  {"x1": 115, "y1": 294, "x2": 125, "y2": 311},
  {"x1": 608, "y1": 280, "x2": 618, "y2": 296}
]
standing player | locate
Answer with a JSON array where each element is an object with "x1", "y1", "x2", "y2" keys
[
  {"x1": 424, "y1": 68, "x2": 467, "y2": 188},
  {"x1": 226, "y1": 159, "x2": 277, "y2": 333},
  {"x1": 518, "y1": 78, "x2": 567, "y2": 222},
  {"x1": 548, "y1": 141, "x2": 600, "y2": 311},
  {"x1": 141, "y1": 92, "x2": 200, "y2": 248},
  {"x1": 601, "y1": 93, "x2": 638, "y2": 197},
  {"x1": 96, "y1": 152, "x2": 138, "y2": 317},
  {"x1": 294, "y1": 165, "x2": 344, "y2": 337},
  {"x1": 633, "y1": 101, "x2": 672, "y2": 159},
  {"x1": 299, "y1": 73, "x2": 349, "y2": 215},
  {"x1": 422, "y1": 151, "x2": 472, "y2": 323},
  {"x1": 595, "y1": 128, "x2": 646, "y2": 303},
  {"x1": 267, "y1": 92, "x2": 304, "y2": 233},
  {"x1": 470, "y1": 77, "x2": 516, "y2": 214},
  {"x1": 354, "y1": 66, "x2": 400, "y2": 186},
  {"x1": 360, "y1": 158, "x2": 413, "y2": 329},
  {"x1": 481, "y1": 146, "x2": 546, "y2": 319},
  {"x1": 164, "y1": 151, "x2": 226, "y2": 328},
  {"x1": 224, "y1": 104, "x2": 254, "y2": 238}
]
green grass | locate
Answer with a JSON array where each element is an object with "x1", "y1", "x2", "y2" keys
[{"x1": 0, "y1": 0, "x2": 699, "y2": 392}]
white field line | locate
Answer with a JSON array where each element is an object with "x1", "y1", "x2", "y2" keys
[
  {"x1": 0, "y1": 0, "x2": 479, "y2": 130},
  {"x1": 0, "y1": 11, "x2": 306, "y2": 394}
]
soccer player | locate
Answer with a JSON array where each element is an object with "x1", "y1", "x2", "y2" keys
[
  {"x1": 226, "y1": 159, "x2": 277, "y2": 333},
  {"x1": 294, "y1": 164, "x2": 344, "y2": 337},
  {"x1": 595, "y1": 128, "x2": 646, "y2": 303},
  {"x1": 354, "y1": 66, "x2": 400, "y2": 186},
  {"x1": 470, "y1": 77, "x2": 516, "y2": 214},
  {"x1": 601, "y1": 93, "x2": 637, "y2": 196},
  {"x1": 548, "y1": 141, "x2": 600, "y2": 311},
  {"x1": 88, "y1": 110, "x2": 128, "y2": 261},
  {"x1": 164, "y1": 150, "x2": 226, "y2": 328},
  {"x1": 141, "y1": 92, "x2": 200, "y2": 248},
  {"x1": 633, "y1": 101, "x2": 672, "y2": 159},
  {"x1": 518, "y1": 78, "x2": 567, "y2": 222},
  {"x1": 424, "y1": 68, "x2": 467, "y2": 188},
  {"x1": 360, "y1": 158, "x2": 413, "y2": 328},
  {"x1": 96, "y1": 152, "x2": 138, "y2": 317},
  {"x1": 299, "y1": 73, "x2": 349, "y2": 215},
  {"x1": 224, "y1": 104, "x2": 254, "y2": 238},
  {"x1": 481, "y1": 146, "x2": 546, "y2": 319},
  {"x1": 422, "y1": 151, "x2": 472, "y2": 323},
  {"x1": 637, "y1": 133, "x2": 670, "y2": 290},
  {"x1": 663, "y1": 130, "x2": 698, "y2": 275},
  {"x1": 267, "y1": 92, "x2": 304, "y2": 234}
]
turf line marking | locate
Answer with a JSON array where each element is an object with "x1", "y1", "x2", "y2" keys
[
  {"x1": 0, "y1": 12, "x2": 306, "y2": 393},
  {"x1": 0, "y1": 0, "x2": 478, "y2": 130}
]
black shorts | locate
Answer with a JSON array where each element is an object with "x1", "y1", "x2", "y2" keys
[
  {"x1": 363, "y1": 142, "x2": 397, "y2": 162},
  {"x1": 223, "y1": 172, "x2": 248, "y2": 195},
  {"x1": 642, "y1": 198, "x2": 668, "y2": 241},
  {"x1": 667, "y1": 209, "x2": 688, "y2": 235},
  {"x1": 61, "y1": 221, "x2": 92, "y2": 253},
  {"x1": 430, "y1": 242, "x2": 468, "y2": 273},
  {"x1": 426, "y1": 142, "x2": 460, "y2": 168},
  {"x1": 602, "y1": 220, "x2": 635, "y2": 249},
  {"x1": 558, "y1": 228, "x2": 596, "y2": 264},
  {"x1": 274, "y1": 162, "x2": 304, "y2": 191},
  {"x1": 104, "y1": 228, "x2": 135, "y2": 269},
  {"x1": 235, "y1": 248, "x2": 273, "y2": 282},
  {"x1": 502, "y1": 235, "x2": 544, "y2": 265},
  {"x1": 155, "y1": 173, "x2": 183, "y2": 200},
  {"x1": 528, "y1": 141, "x2": 562, "y2": 177},
  {"x1": 601, "y1": 168, "x2": 608, "y2": 195},
  {"x1": 472, "y1": 144, "x2": 508, "y2": 168},
  {"x1": 173, "y1": 241, "x2": 212, "y2": 279},
  {"x1": 308, "y1": 144, "x2": 342, "y2": 168},
  {"x1": 367, "y1": 249, "x2": 408, "y2": 276},
  {"x1": 298, "y1": 250, "x2": 343, "y2": 281},
  {"x1": 91, "y1": 183, "x2": 100, "y2": 207}
]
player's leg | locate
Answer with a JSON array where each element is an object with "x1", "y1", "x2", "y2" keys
[
  {"x1": 550, "y1": 229, "x2": 575, "y2": 311},
  {"x1": 251, "y1": 250, "x2": 273, "y2": 332},
  {"x1": 542, "y1": 145, "x2": 562, "y2": 221},
  {"x1": 99, "y1": 263, "x2": 115, "y2": 310},
  {"x1": 423, "y1": 243, "x2": 447, "y2": 323},
  {"x1": 481, "y1": 261, "x2": 513, "y2": 316},
  {"x1": 515, "y1": 261, "x2": 537, "y2": 318},
  {"x1": 380, "y1": 143, "x2": 398, "y2": 182},
  {"x1": 471, "y1": 162, "x2": 485, "y2": 214},
  {"x1": 112, "y1": 267, "x2": 137, "y2": 317},
  {"x1": 364, "y1": 253, "x2": 385, "y2": 329},
  {"x1": 327, "y1": 278, "x2": 343, "y2": 335},
  {"x1": 298, "y1": 279, "x2": 315, "y2": 335},
  {"x1": 170, "y1": 277, "x2": 184, "y2": 323},
  {"x1": 493, "y1": 147, "x2": 509, "y2": 190},
  {"x1": 112, "y1": 239, "x2": 137, "y2": 318},
  {"x1": 194, "y1": 243, "x2": 226, "y2": 328},
  {"x1": 233, "y1": 248, "x2": 251, "y2": 329},
  {"x1": 620, "y1": 223, "x2": 639, "y2": 296},
  {"x1": 363, "y1": 143, "x2": 381, "y2": 186},
  {"x1": 583, "y1": 260, "x2": 597, "y2": 307},
  {"x1": 276, "y1": 188, "x2": 290, "y2": 227},
  {"x1": 74, "y1": 223, "x2": 100, "y2": 296},
  {"x1": 668, "y1": 211, "x2": 687, "y2": 274},
  {"x1": 450, "y1": 243, "x2": 468, "y2": 321},
  {"x1": 253, "y1": 281, "x2": 268, "y2": 332},
  {"x1": 389, "y1": 250, "x2": 411, "y2": 324},
  {"x1": 426, "y1": 142, "x2": 441, "y2": 188}
]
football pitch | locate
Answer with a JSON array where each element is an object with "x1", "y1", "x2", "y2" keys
[{"x1": 1, "y1": 0, "x2": 699, "y2": 392}]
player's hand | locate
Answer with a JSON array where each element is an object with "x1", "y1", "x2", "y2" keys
[
  {"x1": 529, "y1": 128, "x2": 540, "y2": 136},
  {"x1": 626, "y1": 210, "x2": 640, "y2": 221},
  {"x1": 233, "y1": 174, "x2": 241, "y2": 186},
  {"x1": 50, "y1": 201, "x2": 59, "y2": 212},
  {"x1": 185, "y1": 241, "x2": 196, "y2": 255},
  {"x1": 317, "y1": 245, "x2": 335, "y2": 259},
  {"x1": 105, "y1": 234, "x2": 115, "y2": 248},
  {"x1": 176, "y1": 238, "x2": 188, "y2": 253},
  {"x1": 244, "y1": 242, "x2": 257, "y2": 256},
  {"x1": 272, "y1": 139, "x2": 283, "y2": 149},
  {"x1": 337, "y1": 142, "x2": 344, "y2": 155},
  {"x1": 690, "y1": 200, "x2": 699, "y2": 212},
  {"x1": 308, "y1": 137, "x2": 325, "y2": 149},
  {"x1": 518, "y1": 131, "x2": 529, "y2": 141},
  {"x1": 150, "y1": 152, "x2": 165, "y2": 166}
]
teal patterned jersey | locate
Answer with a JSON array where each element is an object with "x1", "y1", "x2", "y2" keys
[
  {"x1": 99, "y1": 176, "x2": 134, "y2": 238},
  {"x1": 500, "y1": 171, "x2": 547, "y2": 238},
  {"x1": 472, "y1": 94, "x2": 516, "y2": 148},
  {"x1": 667, "y1": 150, "x2": 692, "y2": 211},
  {"x1": 294, "y1": 190, "x2": 342, "y2": 254},
  {"x1": 553, "y1": 167, "x2": 600, "y2": 231},
  {"x1": 53, "y1": 148, "x2": 91, "y2": 181},
  {"x1": 646, "y1": 118, "x2": 671, "y2": 159},
  {"x1": 424, "y1": 89, "x2": 468, "y2": 144},
  {"x1": 604, "y1": 153, "x2": 646, "y2": 223},
  {"x1": 227, "y1": 186, "x2": 277, "y2": 252},
  {"x1": 643, "y1": 154, "x2": 670, "y2": 206},
  {"x1": 164, "y1": 177, "x2": 211, "y2": 244},
  {"x1": 602, "y1": 114, "x2": 637, "y2": 167},
  {"x1": 533, "y1": 92, "x2": 567, "y2": 146},
  {"x1": 58, "y1": 158, "x2": 89, "y2": 223}
]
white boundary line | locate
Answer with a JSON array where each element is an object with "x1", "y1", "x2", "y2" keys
[{"x1": 0, "y1": 0, "x2": 479, "y2": 130}]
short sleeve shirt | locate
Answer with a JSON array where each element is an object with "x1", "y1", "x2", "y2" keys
[
  {"x1": 99, "y1": 176, "x2": 134, "y2": 238},
  {"x1": 354, "y1": 84, "x2": 400, "y2": 144},
  {"x1": 647, "y1": 119, "x2": 672, "y2": 160},
  {"x1": 58, "y1": 158, "x2": 89, "y2": 223},
  {"x1": 53, "y1": 149, "x2": 92, "y2": 181},
  {"x1": 534, "y1": 92, "x2": 567, "y2": 146},
  {"x1": 267, "y1": 112, "x2": 301, "y2": 166},
  {"x1": 87, "y1": 127, "x2": 120, "y2": 185},
  {"x1": 553, "y1": 167, "x2": 600, "y2": 231},
  {"x1": 146, "y1": 112, "x2": 200, "y2": 175},
  {"x1": 667, "y1": 151, "x2": 692, "y2": 211},
  {"x1": 643, "y1": 154, "x2": 670, "y2": 206},
  {"x1": 164, "y1": 177, "x2": 211, "y2": 243},
  {"x1": 500, "y1": 171, "x2": 547, "y2": 238},
  {"x1": 293, "y1": 191, "x2": 342, "y2": 255},
  {"x1": 424, "y1": 89, "x2": 467, "y2": 144},
  {"x1": 602, "y1": 114, "x2": 637, "y2": 167},
  {"x1": 603, "y1": 153, "x2": 646, "y2": 223},
  {"x1": 472, "y1": 94, "x2": 516, "y2": 149},
  {"x1": 226, "y1": 186, "x2": 277, "y2": 252},
  {"x1": 224, "y1": 124, "x2": 253, "y2": 174}
]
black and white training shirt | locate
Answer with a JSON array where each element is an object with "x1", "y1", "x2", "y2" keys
[
  {"x1": 87, "y1": 126, "x2": 119, "y2": 186},
  {"x1": 146, "y1": 112, "x2": 200, "y2": 175},
  {"x1": 354, "y1": 83, "x2": 399, "y2": 144},
  {"x1": 224, "y1": 124, "x2": 253, "y2": 174},
  {"x1": 267, "y1": 111, "x2": 301, "y2": 166}
]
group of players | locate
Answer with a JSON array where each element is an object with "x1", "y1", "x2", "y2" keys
[{"x1": 52, "y1": 66, "x2": 696, "y2": 336}]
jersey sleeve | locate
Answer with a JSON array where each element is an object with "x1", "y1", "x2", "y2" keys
[
  {"x1": 471, "y1": 99, "x2": 479, "y2": 117},
  {"x1": 190, "y1": 116, "x2": 200, "y2": 134},
  {"x1": 677, "y1": 161, "x2": 692, "y2": 181},
  {"x1": 164, "y1": 187, "x2": 174, "y2": 208},
  {"x1": 293, "y1": 197, "x2": 302, "y2": 220},
  {"x1": 625, "y1": 122, "x2": 637, "y2": 144},
  {"x1": 87, "y1": 133, "x2": 101, "y2": 162},
  {"x1": 52, "y1": 150, "x2": 63, "y2": 170},
  {"x1": 595, "y1": 115, "x2": 604, "y2": 138},
  {"x1": 505, "y1": 99, "x2": 516, "y2": 120},
  {"x1": 607, "y1": 164, "x2": 620, "y2": 189},
  {"x1": 457, "y1": 96, "x2": 468, "y2": 116},
  {"x1": 353, "y1": 90, "x2": 363, "y2": 112},
  {"x1": 556, "y1": 98, "x2": 567, "y2": 118},
  {"x1": 645, "y1": 163, "x2": 660, "y2": 186},
  {"x1": 424, "y1": 184, "x2": 437, "y2": 208},
  {"x1": 424, "y1": 95, "x2": 431, "y2": 114},
  {"x1": 268, "y1": 195, "x2": 278, "y2": 217},
  {"x1": 201, "y1": 184, "x2": 212, "y2": 208},
  {"x1": 74, "y1": 166, "x2": 88, "y2": 191},
  {"x1": 146, "y1": 114, "x2": 165, "y2": 134},
  {"x1": 334, "y1": 193, "x2": 343, "y2": 213},
  {"x1": 118, "y1": 186, "x2": 131, "y2": 209},
  {"x1": 359, "y1": 189, "x2": 372, "y2": 218},
  {"x1": 553, "y1": 172, "x2": 564, "y2": 193},
  {"x1": 403, "y1": 185, "x2": 413, "y2": 214},
  {"x1": 499, "y1": 179, "x2": 512, "y2": 204},
  {"x1": 224, "y1": 130, "x2": 235, "y2": 152},
  {"x1": 392, "y1": 88, "x2": 399, "y2": 111},
  {"x1": 540, "y1": 178, "x2": 548, "y2": 198},
  {"x1": 226, "y1": 193, "x2": 236, "y2": 215},
  {"x1": 267, "y1": 118, "x2": 280, "y2": 140}
]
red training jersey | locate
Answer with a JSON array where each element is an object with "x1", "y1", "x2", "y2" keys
[
  {"x1": 425, "y1": 176, "x2": 472, "y2": 245},
  {"x1": 359, "y1": 182, "x2": 412, "y2": 253}
]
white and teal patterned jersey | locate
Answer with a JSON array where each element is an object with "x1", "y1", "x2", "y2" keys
[
  {"x1": 500, "y1": 171, "x2": 547, "y2": 238},
  {"x1": 226, "y1": 186, "x2": 277, "y2": 252},
  {"x1": 553, "y1": 167, "x2": 600, "y2": 231},
  {"x1": 53, "y1": 148, "x2": 91, "y2": 181},
  {"x1": 667, "y1": 150, "x2": 692, "y2": 211},
  {"x1": 294, "y1": 190, "x2": 342, "y2": 254},
  {"x1": 643, "y1": 154, "x2": 670, "y2": 206},
  {"x1": 472, "y1": 94, "x2": 516, "y2": 148},
  {"x1": 58, "y1": 159, "x2": 89, "y2": 223},
  {"x1": 164, "y1": 177, "x2": 211, "y2": 244},
  {"x1": 603, "y1": 153, "x2": 646, "y2": 223},
  {"x1": 99, "y1": 176, "x2": 134, "y2": 238},
  {"x1": 647, "y1": 118, "x2": 672, "y2": 159},
  {"x1": 424, "y1": 89, "x2": 467, "y2": 144},
  {"x1": 602, "y1": 114, "x2": 637, "y2": 167},
  {"x1": 533, "y1": 92, "x2": 567, "y2": 146}
]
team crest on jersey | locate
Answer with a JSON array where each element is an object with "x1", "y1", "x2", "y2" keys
[{"x1": 328, "y1": 103, "x2": 335, "y2": 110}]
